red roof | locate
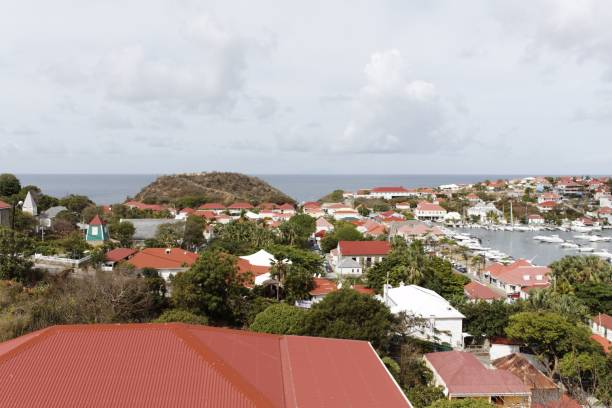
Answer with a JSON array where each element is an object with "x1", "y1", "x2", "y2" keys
[
  {"x1": 199, "y1": 203, "x2": 225, "y2": 210},
  {"x1": 310, "y1": 278, "x2": 338, "y2": 296},
  {"x1": 425, "y1": 351, "x2": 529, "y2": 396},
  {"x1": 0, "y1": 200, "x2": 11, "y2": 210},
  {"x1": 592, "y1": 313, "x2": 612, "y2": 330},
  {"x1": 89, "y1": 214, "x2": 104, "y2": 225},
  {"x1": 124, "y1": 201, "x2": 166, "y2": 212},
  {"x1": 416, "y1": 202, "x2": 446, "y2": 212},
  {"x1": 104, "y1": 248, "x2": 137, "y2": 263},
  {"x1": 591, "y1": 334, "x2": 611, "y2": 354},
  {"x1": 538, "y1": 201, "x2": 557, "y2": 208},
  {"x1": 277, "y1": 203, "x2": 294, "y2": 210},
  {"x1": 228, "y1": 202, "x2": 254, "y2": 210},
  {"x1": 464, "y1": 281, "x2": 505, "y2": 300},
  {"x1": 0, "y1": 323, "x2": 410, "y2": 408},
  {"x1": 338, "y1": 241, "x2": 391, "y2": 256},
  {"x1": 302, "y1": 201, "x2": 321, "y2": 209},
  {"x1": 371, "y1": 186, "x2": 409, "y2": 193},
  {"x1": 352, "y1": 284, "x2": 375, "y2": 295},
  {"x1": 128, "y1": 248, "x2": 198, "y2": 270}
]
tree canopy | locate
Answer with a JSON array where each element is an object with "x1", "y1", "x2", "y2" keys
[
  {"x1": 301, "y1": 288, "x2": 396, "y2": 351},
  {"x1": 0, "y1": 173, "x2": 21, "y2": 197},
  {"x1": 250, "y1": 303, "x2": 307, "y2": 335}
]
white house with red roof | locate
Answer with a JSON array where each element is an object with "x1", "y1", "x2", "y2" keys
[
  {"x1": 528, "y1": 214, "x2": 545, "y2": 225},
  {"x1": 424, "y1": 351, "x2": 531, "y2": 407},
  {"x1": 485, "y1": 260, "x2": 551, "y2": 300},
  {"x1": 276, "y1": 203, "x2": 296, "y2": 215},
  {"x1": 334, "y1": 240, "x2": 391, "y2": 273},
  {"x1": 369, "y1": 186, "x2": 412, "y2": 200},
  {"x1": 227, "y1": 202, "x2": 253, "y2": 215},
  {"x1": 197, "y1": 203, "x2": 225, "y2": 214},
  {"x1": 537, "y1": 201, "x2": 557, "y2": 213},
  {"x1": 414, "y1": 201, "x2": 447, "y2": 221},
  {"x1": 591, "y1": 313, "x2": 612, "y2": 342},
  {"x1": 127, "y1": 248, "x2": 198, "y2": 280},
  {"x1": 315, "y1": 217, "x2": 333, "y2": 234},
  {"x1": 537, "y1": 192, "x2": 561, "y2": 204}
]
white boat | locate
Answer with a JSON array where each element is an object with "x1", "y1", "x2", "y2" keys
[
  {"x1": 588, "y1": 235, "x2": 612, "y2": 242},
  {"x1": 532, "y1": 235, "x2": 547, "y2": 241},
  {"x1": 578, "y1": 246, "x2": 595, "y2": 252},
  {"x1": 539, "y1": 235, "x2": 564, "y2": 244},
  {"x1": 560, "y1": 242, "x2": 579, "y2": 249}
]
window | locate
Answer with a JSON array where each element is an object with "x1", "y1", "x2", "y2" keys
[{"x1": 91, "y1": 226, "x2": 98, "y2": 235}]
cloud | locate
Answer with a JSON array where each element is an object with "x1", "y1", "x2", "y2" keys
[
  {"x1": 250, "y1": 96, "x2": 278, "y2": 120},
  {"x1": 93, "y1": 108, "x2": 133, "y2": 130},
  {"x1": 331, "y1": 50, "x2": 463, "y2": 154}
]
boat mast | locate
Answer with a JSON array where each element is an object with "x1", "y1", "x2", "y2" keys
[{"x1": 510, "y1": 201, "x2": 514, "y2": 226}]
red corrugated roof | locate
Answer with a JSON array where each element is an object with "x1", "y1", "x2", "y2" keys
[
  {"x1": 228, "y1": 202, "x2": 254, "y2": 209},
  {"x1": 199, "y1": 203, "x2": 225, "y2": 210},
  {"x1": 128, "y1": 248, "x2": 198, "y2": 270},
  {"x1": 371, "y1": 186, "x2": 409, "y2": 193},
  {"x1": 0, "y1": 200, "x2": 10, "y2": 210},
  {"x1": 104, "y1": 248, "x2": 137, "y2": 262},
  {"x1": 591, "y1": 334, "x2": 611, "y2": 354},
  {"x1": 464, "y1": 281, "x2": 504, "y2": 300},
  {"x1": 0, "y1": 324, "x2": 410, "y2": 407},
  {"x1": 338, "y1": 241, "x2": 391, "y2": 256},
  {"x1": 425, "y1": 351, "x2": 529, "y2": 396}
]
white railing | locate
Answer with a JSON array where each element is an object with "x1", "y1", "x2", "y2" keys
[{"x1": 33, "y1": 254, "x2": 91, "y2": 267}]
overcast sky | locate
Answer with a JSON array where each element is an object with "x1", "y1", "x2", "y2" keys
[{"x1": 1, "y1": 0, "x2": 611, "y2": 174}]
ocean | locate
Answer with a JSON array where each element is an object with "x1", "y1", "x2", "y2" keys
[{"x1": 16, "y1": 174, "x2": 524, "y2": 204}]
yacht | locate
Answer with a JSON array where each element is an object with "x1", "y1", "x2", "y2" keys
[
  {"x1": 593, "y1": 250, "x2": 612, "y2": 260},
  {"x1": 574, "y1": 234, "x2": 592, "y2": 241},
  {"x1": 560, "y1": 242, "x2": 579, "y2": 249},
  {"x1": 588, "y1": 235, "x2": 611, "y2": 242},
  {"x1": 539, "y1": 235, "x2": 564, "y2": 244},
  {"x1": 578, "y1": 246, "x2": 595, "y2": 252}
]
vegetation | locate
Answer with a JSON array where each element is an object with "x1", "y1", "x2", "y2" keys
[
  {"x1": 154, "y1": 309, "x2": 209, "y2": 325},
  {"x1": 428, "y1": 399, "x2": 493, "y2": 408},
  {"x1": 134, "y1": 172, "x2": 294, "y2": 205},
  {"x1": 320, "y1": 221, "x2": 364, "y2": 253},
  {"x1": 249, "y1": 303, "x2": 307, "y2": 335},
  {"x1": 300, "y1": 288, "x2": 396, "y2": 351}
]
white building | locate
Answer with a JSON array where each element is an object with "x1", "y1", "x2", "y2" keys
[
  {"x1": 22, "y1": 191, "x2": 37, "y2": 216},
  {"x1": 369, "y1": 187, "x2": 412, "y2": 200},
  {"x1": 528, "y1": 214, "x2": 545, "y2": 225},
  {"x1": 600, "y1": 195, "x2": 612, "y2": 208},
  {"x1": 467, "y1": 202, "x2": 503, "y2": 223},
  {"x1": 335, "y1": 258, "x2": 362, "y2": 276},
  {"x1": 414, "y1": 202, "x2": 447, "y2": 222},
  {"x1": 378, "y1": 284, "x2": 465, "y2": 348}
]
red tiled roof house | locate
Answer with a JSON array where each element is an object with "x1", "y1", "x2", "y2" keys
[{"x1": 334, "y1": 241, "x2": 391, "y2": 276}]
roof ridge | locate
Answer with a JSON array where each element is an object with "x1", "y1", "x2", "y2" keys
[
  {"x1": 170, "y1": 324, "x2": 278, "y2": 408},
  {"x1": 0, "y1": 326, "x2": 56, "y2": 366},
  {"x1": 279, "y1": 337, "x2": 297, "y2": 408}
]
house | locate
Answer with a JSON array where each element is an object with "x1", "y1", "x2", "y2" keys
[
  {"x1": 85, "y1": 215, "x2": 109, "y2": 246},
  {"x1": 492, "y1": 354, "x2": 565, "y2": 407},
  {"x1": 424, "y1": 351, "x2": 531, "y2": 407},
  {"x1": 591, "y1": 313, "x2": 612, "y2": 342},
  {"x1": 332, "y1": 209, "x2": 361, "y2": 220},
  {"x1": 122, "y1": 219, "x2": 184, "y2": 244},
  {"x1": 467, "y1": 202, "x2": 503, "y2": 223},
  {"x1": 485, "y1": 260, "x2": 551, "y2": 299},
  {"x1": 315, "y1": 217, "x2": 333, "y2": 234},
  {"x1": 596, "y1": 207, "x2": 612, "y2": 224},
  {"x1": 379, "y1": 284, "x2": 465, "y2": 348},
  {"x1": 414, "y1": 202, "x2": 447, "y2": 222},
  {"x1": 0, "y1": 200, "x2": 11, "y2": 227},
  {"x1": 0, "y1": 323, "x2": 411, "y2": 408},
  {"x1": 556, "y1": 180, "x2": 583, "y2": 196},
  {"x1": 21, "y1": 191, "x2": 38, "y2": 216},
  {"x1": 276, "y1": 203, "x2": 296, "y2": 215},
  {"x1": 395, "y1": 202, "x2": 412, "y2": 211},
  {"x1": 127, "y1": 248, "x2": 197, "y2": 280},
  {"x1": 299, "y1": 278, "x2": 374, "y2": 308},
  {"x1": 336, "y1": 257, "x2": 363, "y2": 276},
  {"x1": 599, "y1": 194, "x2": 612, "y2": 208},
  {"x1": 227, "y1": 202, "x2": 253, "y2": 215},
  {"x1": 335, "y1": 240, "x2": 391, "y2": 273},
  {"x1": 537, "y1": 192, "x2": 561, "y2": 204},
  {"x1": 464, "y1": 281, "x2": 505, "y2": 302},
  {"x1": 237, "y1": 249, "x2": 284, "y2": 287},
  {"x1": 466, "y1": 193, "x2": 480, "y2": 204},
  {"x1": 395, "y1": 221, "x2": 444, "y2": 242},
  {"x1": 489, "y1": 337, "x2": 521, "y2": 361},
  {"x1": 197, "y1": 203, "x2": 226, "y2": 214},
  {"x1": 102, "y1": 247, "x2": 137, "y2": 271},
  {"x1": 528, "y1": 214, "x2": 545, "y2": 225},
  {"x1": 321, "y1": 202, "x2": 353, "y2": 215},
  {"x1": 369, "y1": 186, "x2": 411, "y2": 200},
  {"x1": 38, "y1": 206, "x2": 68, "y2": 228}
]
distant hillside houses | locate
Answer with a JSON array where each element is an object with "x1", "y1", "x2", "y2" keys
[{"x1": 485, "y1": 259, "x2": 551, "y2": 300}]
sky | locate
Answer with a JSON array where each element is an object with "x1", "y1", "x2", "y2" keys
[{"x1": 1, "y1": 0, "x2": 611, "y2": 174}]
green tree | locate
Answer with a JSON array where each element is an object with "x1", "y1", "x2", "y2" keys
[
  {"x1": 278, "y1": 214, "x2": 315, "y2": 247},
  {"x1": 154, "y1": 309, "x2": 208, "y2": 325},
  {"x1": 59, "y1": 194, "x2": 94, "y2": 215},
  {"x1": 0, "y1": 174, "x2": 21, "y2": 197},
  {"x1": 59, "y1": 231, "x2": 91, "y2": 259},
  {"x1": 407, "y1": 386, "x2": 446, "y2": 408},
  {"x1": 183, "y1": 215, "x2": 205, "y2": 250},
  {"x1": 427, "y1": 398, "x2": 493, "y2": 408},
  {"x1": 458, "y1": 300, "x2": 522, "y2": 342},
  {"x1": 301, "y1": 288, "x2": 395, "y2": 351},
  {"x1": 550, "y1": 256, "x2": 612, "y2": 287},
  {"x1": 0, "y1": 227, "x2": 36, "y2": 283},
  {"x1": 559, "y1": 352, "x2": 611, "y2": 406},
  {"x1": 155, "y1": 222, "x2": 185, "y2": 247},
  {"x1": 270, "y1": 261, "x2": 315, "y2": 303},
  {"x1": 211, "y1": 221, "x2": 276, "y2": 255},
  {"x1": 110, "y1": 221, "x2": 135, "y2": 247},
  {"x1": 171, "y1": 250, "x2": 249, "y2": 325},
  {"x1": 250, "y1": 303, "x2": 307, "y2": 334},
  {"x1": 320, "y1": 222, "x2": 364, "y2": 253},
  {"x1": 505, "y1": 311, "x2": 598, "y2": 376},
  {"x1": 573, "y1": 282, "x2": 612, "y2": 315}
]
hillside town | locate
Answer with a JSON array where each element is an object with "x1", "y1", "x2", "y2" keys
[{"x1": 0, "y1": 172, "x2": 610, "y2": 408}]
